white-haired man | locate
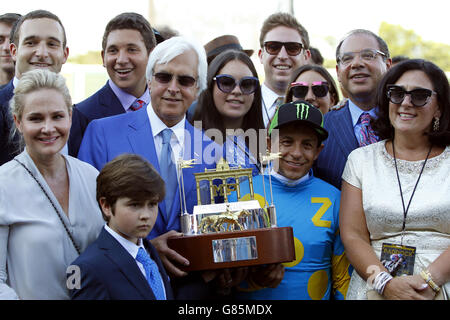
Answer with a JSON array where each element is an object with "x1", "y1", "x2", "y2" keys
[{"x1": 78, "y1": 36, "x2": 224, "y2": 299}]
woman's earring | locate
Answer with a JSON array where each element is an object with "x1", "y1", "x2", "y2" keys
[{"x1": 433, "y1": 117, "x2": 440, "y2": 132}]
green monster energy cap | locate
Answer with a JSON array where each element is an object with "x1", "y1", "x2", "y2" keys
[{"x1": 268, "y1": 100, "x2": 328, "y2": 141}]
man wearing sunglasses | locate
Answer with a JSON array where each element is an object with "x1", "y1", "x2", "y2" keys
[
  {"x1": 258, "y1": 12, "x2": 311, "y2": 127},
  {"x1": 68, "y1": 13, "x2": 157, "y2": 157},
  {"x1": 78, "y1": 36, "x2": 227, "y2": 299},
  {"x1": 315, "y1": 29, "x2": 392, "y2": 190}
]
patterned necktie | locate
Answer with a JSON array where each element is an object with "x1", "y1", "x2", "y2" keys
[
  {"x1": 136, "y1": 247, "x2": 165, "y2": 300},
  {"x1": 159, "y1": 128, "x2": 178, "y2": 216},
  {"x1": 359, "y1": 112, "x2": 378, "y2": 146},
  {"x1": 130, "y1": 99, "x2": 145, "y2": 111}
]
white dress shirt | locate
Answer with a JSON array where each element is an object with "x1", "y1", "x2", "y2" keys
[
  {"x1": 261, "y1": 84, "x2": 284, "y2": 128},
  {"x1": 146, "y1": 101, "x2": 185, "y2": 174}
]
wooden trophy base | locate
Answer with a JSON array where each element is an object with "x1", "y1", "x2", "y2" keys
[{"x1": 167, "y1": 227, "x2": 295, "y2": 271}]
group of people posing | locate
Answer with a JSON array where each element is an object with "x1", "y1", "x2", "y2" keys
[{"x1": 0, "y1": 9, "x2": 448, "y2": 300}]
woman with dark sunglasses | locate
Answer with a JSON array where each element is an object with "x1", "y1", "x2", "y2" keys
[
  {"x1": 340, "y1": 59, "x2": 450, "y2": 300},
  {"x1": 189, "y1": 50, "x2": 267, "y2": 296},
  {"x1": 191, "y1": 50, "x2": 264, "y2": 174},
  {"x1": 284, "y1": 64, "x2": 340, "y2": 115}
]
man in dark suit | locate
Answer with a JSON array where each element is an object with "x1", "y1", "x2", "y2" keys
[
  {"x1": 0, "y1": 13, "x2": 21, "y2": 88},
  {"x1": 0, "y1": 10, "x2": 68, "y2": 165},
  {"x1": 68, "y1": 13, "x2": 157, "y2": 157},
  {"x1": 78, "y1": 36, "x2": 229, "y2": 299},
  {"x1": 69, "y1": 154, "x2": 173, "y2": 300},
  {"x1": 314, "y1": 29, "x2": 392, "y2": 189}
]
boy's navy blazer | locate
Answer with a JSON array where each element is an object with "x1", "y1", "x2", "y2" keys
[
  {"x1": 70, "y1": 227, "x2": 174, "y2": 300},
  {"x1": 0, "y1": 80, "x2": 15, "y2": 165},
  {"x1": 314, "y1": 101, "x2": 359, "y2": 190},
  {"x1": 68, "y1": 81, "x2": 125, "y2": 157},
  {"x1": 78, "y1": 105, "x2": 220, "y2": 238}
]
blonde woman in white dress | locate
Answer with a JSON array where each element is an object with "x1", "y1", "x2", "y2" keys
[{"x1": 0, "y1": 69, "x2": 104, "y2": 299}]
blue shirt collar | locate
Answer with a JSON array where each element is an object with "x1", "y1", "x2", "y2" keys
[
  {"x1": 348, "y1": 99, "x2": 378, "y2": 128},
  {"x1": 108, "y1": 79, "x2": 150, "y2": 112}
]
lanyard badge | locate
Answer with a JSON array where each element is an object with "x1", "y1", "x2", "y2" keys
[
  {"x1": 380, "y1": 243, "x2": 416, "y2": 276},
  {"x1": 379, "y1": 142, "x2": 432, "y2": 277}
]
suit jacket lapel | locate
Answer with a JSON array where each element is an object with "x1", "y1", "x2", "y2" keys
[
  {"x1": 126, "y1": 106, "x2": 159, "y2": 168},
  {"x1": 98, "y1": 228, "x2": 155, "y2": 299},
  {"x1": 332, "y1": 105, "x2": 359, "y2": 157},
  {"x1": 99, "y1": 82, "x2": 126, "y2": 117}
]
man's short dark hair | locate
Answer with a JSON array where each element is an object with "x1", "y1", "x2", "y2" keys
[
  {"x1": 259, "y1": 12, "x2": 310, "y2": 50},
  {"x1": 96, "y1": 154, "x2": 165, "y2": 222},
  {"x1": 0, "y1": 13, "x2": 21, "y2": 27},
  {"x1": 12, "y1": 10, "x2": 66, "y2": 48},
  {"x1": 102, "y1": 12, "x2": 156, "y2": 54},
  {"x1": 309, "y1": 47, "x2": 324, "y2": 65}
]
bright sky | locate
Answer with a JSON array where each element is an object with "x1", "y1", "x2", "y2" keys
[{"x1": 3, "y1": 0, "x2": 449, "y2": 58}]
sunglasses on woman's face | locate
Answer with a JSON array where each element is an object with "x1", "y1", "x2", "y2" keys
[
  {"x1": 387, "y1": 85, "x2": 436, "y2": 107},
  {"x1": 153, "y1": 72, "x2": 197, "y2": 87},
  {"x1": 213, "y1": 74, "x2": 259, "y2": 95},
  {"x1": 290, "y1": 81, "x2": 329, "y2": 99}
]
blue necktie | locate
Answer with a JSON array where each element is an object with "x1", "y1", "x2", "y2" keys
[
  {"x1": 136, "y1": 247, "x2": 165, "y2": 300},
  {"x1": 159, "y1": 128, "x2": 177, "y2": 216}
]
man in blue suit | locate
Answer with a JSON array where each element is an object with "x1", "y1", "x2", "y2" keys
[
  {"x1": 79, "y1": 36, "x2": 227, "y2": 299},
  {"x1": 68, "y1": 13, "x2": 157, "y2": 157},
  {"x1": 70, "y1": 154, "x2": 173, "y2": 300},
  {"x1": 0, "y1": 10, "x2": 68, "y2": 165},
  {"x1": 314, "y1": 30, "x2": 391, "y2": 189}
]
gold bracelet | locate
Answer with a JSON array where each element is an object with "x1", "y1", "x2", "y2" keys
[{"x1": 420, "y1": 269, "x2": 441, "y2": 293}]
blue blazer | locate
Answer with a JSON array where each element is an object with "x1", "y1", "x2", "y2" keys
[
  {"x1": 68, "y1": 82, "x2": 125, "y2": 157},
  {"x1": 314, "y1": 102, "x2": 359, "y2": 190},
  {"x1": 78, "y1": 106, "x2": 220, "y2": 238},
  {"x1": 0, "y1": 81, "x2": 16, "y2": 165},
  {"x1": 69, "y1": 227, "x2": 173, "y2": 300}
]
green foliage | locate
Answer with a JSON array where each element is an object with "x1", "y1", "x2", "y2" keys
[
  {"x1": 379, "y1": 22, "x2": 450, "y2": 71},
  {"x1": 323, "y1": 59, "x2": 336, "y2": 69},
  {"x1": 68, "y1": 51, "x2": 103, "y2": 65}
]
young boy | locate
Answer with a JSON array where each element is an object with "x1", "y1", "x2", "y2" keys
[{"x1": 69, "y1": 154, "x2": 173, "y2": 300}]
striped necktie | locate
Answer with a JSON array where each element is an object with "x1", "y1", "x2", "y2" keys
[
  {"x1": 359, "y1": 112, "x2": 378, "y2": 146},
  {"x1": 130, "y1": 99, "x2": 145, "y2": 111}
]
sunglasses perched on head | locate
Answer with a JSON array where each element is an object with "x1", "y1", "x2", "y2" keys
[
  {"x1": 387, "y1": 85, "x2": 436, "y2": 107},
  {"x1": 263, "y1": 41, "x2": 304, "y2": 56},
  {"x1": 153, "y1": 72, "x2": 197, "y2": 87},
  {"x1": 290, "y1": 81, "x2": 329, "y2": 99},
  {"x1": 213, "y1": 74, "x2": 259, "y2": 95}
]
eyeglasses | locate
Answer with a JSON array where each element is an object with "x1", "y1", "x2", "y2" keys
[
  {"x1": 263, "y1": 41, "x2": 304, "y2": 56},
  {"x1": 387, "y1": 85, "x2": 436, "y2": 107},
  {"x1": 213, "y1": 74, "x2": 259, "y2": 95},
  {"x1": 153, "y1": 72, "x2": 196, "y2": 87},
  {"x1": 338, "y1": 48, "x2": 386, "y2": 66},
  {"x1": 290, "y1": 81, "x2": 329, "y2": 99}
]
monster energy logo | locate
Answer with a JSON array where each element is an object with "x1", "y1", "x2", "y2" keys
[{"x1": 295, "y1": 102, "x2": 310, "y2": 120}]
